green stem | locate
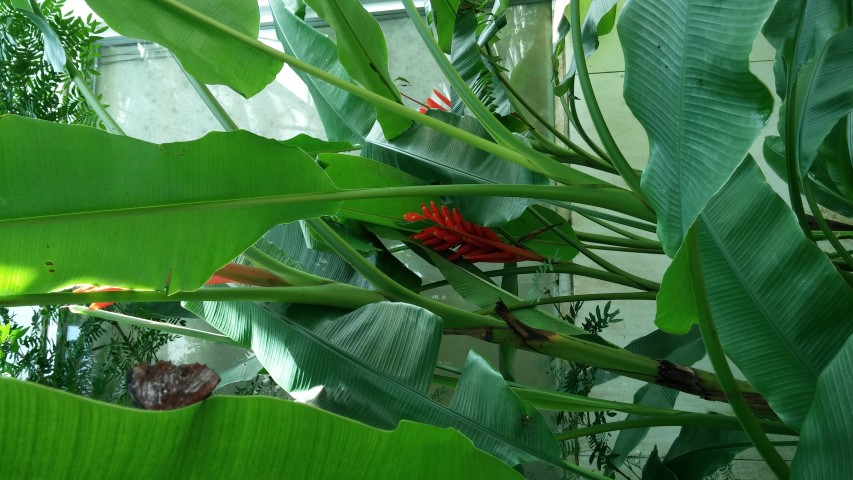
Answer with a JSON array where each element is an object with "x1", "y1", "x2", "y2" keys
[
  {"x1": 242, "y1": 246, "x2": 333, "y2": 286},
  {"x1": 783, "y1": 79, "x2": 814, "y2": 241},
  {"x1": 576, "y1": 232, "x2": 662, "y2": 251},
  {"x1": 476, "y1": 292, "x2": 656, "y2": 315},
  {"x1": 488, "y1": 51, "x2": 612, "y2": 173},
  {"x1": 686, "y1": 227, "x2": 790, "y2": 479},
  {"x1": 498, "y1": 268, "x2": 518, "y2": 381},
  {"x1": 803, "y1": 182, "x2": 853, "y2": 269},
  {"x1": 0, "y1": 285, "x2": 385, "y2": 311},
  {"x1": 434, "y1": 373, "x2": 679, "y2": 417},
  {"x1": 577, "y1": 209, "x2": 658, "y2": 235},
  {"x1": 555, "y1": 414, "x2": 798, "y2": 441},
  {"x1": 529, "y1": 130, "x2": 618, "y2": 174},
  {"x1": 180, "y1": 66, "x2": 239, "y2": 131},
  {"x1": 560, "y1": 94, "x2": 611, "y2": 162},
  {"x1": 569, "y1": 0, "x2": 652, "y2": 213},
  {"x1": 69, "y1": 306, "x2": 244, "y2": 347},
  {"x1": 306, "y1": 218, "x2": 504, "y2": 328},
  {"x1": 416, "y1": 264, "x2": 657, "y2": 293},
  {"x1": 528, "y1": 208, "x2": 659, "y2": 290},
  {"x1": 66, "y1": 62, "x2": 125, "y2": 134}
]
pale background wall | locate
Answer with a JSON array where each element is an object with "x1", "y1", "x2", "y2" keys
[{"x1": 85, "y1": 1, "x2": 792, "y2": 478}]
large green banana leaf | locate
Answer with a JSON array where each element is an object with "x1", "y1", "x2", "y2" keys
[
  {"x1": 619, "y1": 0, "x2": 776, "y2": 255},
  {"x1": 0, "y1": 377, "x2": 521, "y2": 479},
  {"x1": 790, "y1": 335, "x2": 852, "y2": 479},
  {"x1": 0, "y1": 116, "x2": 338, "y2": 296},
  {"x1": 362, "y1": 110, "x2": 548, "y2": 225},
  {"x1": 655, "y1": 157, "x2": 853, "y2": 430},
  {"x1": 183, "y1": 299, "x2": 594, "y2": 475},
  {"x1": 84, "y1": 0, "x2": 280, "y2": 98},
  {"x1": 270, "y1": 1, "x2": 375, "y2": 144},
  {"x1": 303, "y1": 0, "x2": 411, "y2": 139}
]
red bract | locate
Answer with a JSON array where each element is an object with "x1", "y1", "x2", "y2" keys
[
  {"x1": 418, "y1": 89, "x2": 452, "y2": 114},
  {"x1": 405, "y1": 202, "x2": 545, "y2": 263}
]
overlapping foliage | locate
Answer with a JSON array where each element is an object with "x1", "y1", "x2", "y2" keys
[{"x1": 0, "y1": 0, "x2": 849, "y2": 478}]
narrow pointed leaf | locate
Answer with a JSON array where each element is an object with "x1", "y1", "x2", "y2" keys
[
  {"x1": 0, "y1": 377, "x2": 521, "y2": 479},
  {"x1": 662, "y1": 427, "x2": 751, "y2": 480},
  {"x1": 449, "y1": 10, "x2": 511, "y2": 116},
  {"x1": 85, "y1": 0, "x2": 281, "y2": 98},
  {"x1": 641, "y1": 447, "x2": 678, "y2": 480},
  {"x1": 620, "y1": 0, "x2": 776, "y2": 255},
  {"x1": 449, "y1": 351, "x2": 562, "y2": 462},
  {"x1": 303, "y1": 0, "x2": 412, "y2": 139},
  {"x1": 270, "y1": 2, "x2": 375, "y2": 143},
  {"x1": 16, "y1": 10, "x2": 66, "y2": 72},
  {"x1": 0, "y1": 116, "x2": 339, "y2": 296}
]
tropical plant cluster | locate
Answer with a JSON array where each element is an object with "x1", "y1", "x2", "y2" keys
[{"x1": 0, "y1": 0, "x2": 850, "y2": 479}]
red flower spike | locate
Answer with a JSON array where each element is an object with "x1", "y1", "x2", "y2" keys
[{"x1": 403, "y1": 203, "x2": 546, "y2": 263}]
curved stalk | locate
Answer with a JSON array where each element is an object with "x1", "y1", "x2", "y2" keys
[
  {"x1": 555, "y1": 414, "x2": 798, "y2": 441},
  {"x1": 179, "y1": 64, "x2": 240, "y2": 131},
  {"x1": 560, "y1": 94, "x2": 611, "y2": 162},
  {"x1": 569, "y1": 0, "x2": 653, "y2": 213},
  {"x1": 161, "y1": 0, "x2": 633, "y2": 198},
  {"x1": 242, "y1": 246, "x2": 333, "y2": 286},
  {"x1": 69, "y1": 306, "x2": 244, "y2": 347},
  {"x1": 803, "y1": 182, "x2": 853, "y2": 269},
  {"x1": 487, "y1": 49, "x2": 612, "y2": 173},
  {"x1": 306, "y1": 218, "x2": 504, "y2": 328},
  {"x1": 414, "y1": 263, "x2": 658, "y2": 293},
  {"x1": 527, "y1": 207, "x2": 659, "y2": 290},
  {"x1": 576, "y1": 232, "x2": 662, "y2": 251},
  {"x1": 783, "y1": 80, "x2": 814, "y2": 241},
  {"x1": 2, "y1": 183, "x2": 656, "y2": 227},
  {"x1": 0, "y1": 285, "x2": 385, "y2": 310},
  {"x1": 476, "y1": 292, "x2": 657, "y2": 315},
  {"x1": 686, "y1": 227, "x2": 790, "y2": 479}
]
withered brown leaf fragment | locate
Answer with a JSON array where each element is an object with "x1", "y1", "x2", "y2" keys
[{"x1": 127, "y1": 361, "x2": 220, "y2": 410}]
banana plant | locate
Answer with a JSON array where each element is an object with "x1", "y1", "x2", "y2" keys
[{"x1": 0, "y1": 0, "x2": 850, "y2": 478}]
